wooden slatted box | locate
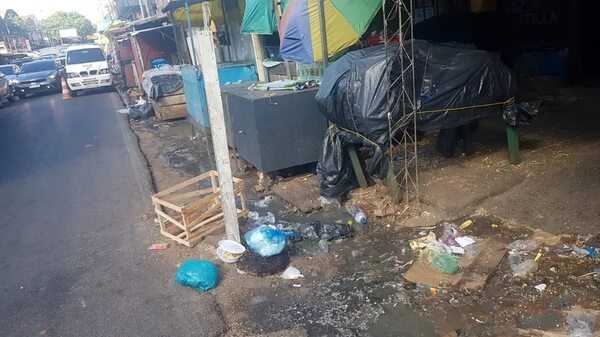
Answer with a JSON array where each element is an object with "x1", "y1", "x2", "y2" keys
[{"x1": 151, "y1": 171, "x2": 247, "y2": 247}]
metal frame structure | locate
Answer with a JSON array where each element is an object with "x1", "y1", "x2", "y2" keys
[{"x1": 382, "y1": 0, "x2": 420, "y2": 205}]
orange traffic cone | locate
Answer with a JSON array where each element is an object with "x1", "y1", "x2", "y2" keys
[{"x1": 62, "y1": 79, "x2": 72, "y2": 100}]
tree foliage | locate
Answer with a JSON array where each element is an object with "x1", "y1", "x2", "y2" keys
[{"x1": 40, "y1": 12, "x2": 96, "y2": 41}]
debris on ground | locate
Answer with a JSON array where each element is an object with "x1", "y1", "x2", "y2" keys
[
  {"x1": 280, "y1": 266, "x2": 304, "y2": 280},
  {"x1": 319, "y1": 196, "x2": 341, "y2": 209},
  {"x1": 217, "y1": 240, "x2": 246, "y2": 263},
  {"x1": 245, "y1": 226, "x2": 289, "y2": 257},
  {"x1": 175, "y1": 260, "x2": 219, "y2": 292},
  {"x1": 276, "y1": 221, "x2": 354, "y2": 242},
  {"x1": 345, "y1": 204, "x2": 367, "y2": 225},
  {"x1": 254, "y1": 195, "x2": 275, "y2": 208},
  {"x1": 148, "y1": 243, "x2": 169, "y2": 251},
  {"x1": 236, "y1": 249, "x2": 290, "y2": 276},
  {"x1": 246, "y1": 212, "x2": 275, "y2": 228}
]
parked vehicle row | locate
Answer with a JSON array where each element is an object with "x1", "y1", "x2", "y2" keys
[{"x1": 0, "y1": 44, "x2": 113, "y2": 107}]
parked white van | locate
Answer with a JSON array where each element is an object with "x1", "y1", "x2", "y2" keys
[{"x1": 65, "y1": 45, "x2": 112, "y2": 95}]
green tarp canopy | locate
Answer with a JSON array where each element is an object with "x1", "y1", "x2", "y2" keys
[{"x1": 241, "y1": 0, "x2": 289, "y2": 34}]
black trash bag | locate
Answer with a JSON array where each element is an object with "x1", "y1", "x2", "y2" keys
[
  {"x1": 503, "y1": 101, "x2": 539, "y2": 127},
  {"x1": 315, "y1": 40, "x2": 517, "y2": 197},
  {"x1": 129, "y1": 102, "x2": 154, "y2": 120},
  {"x1": 316, "y1": 129, "x2": 359, "y2": 198},
  {"x1": 281, "y1": 221, "x2": 354, "y2": 242},
  {"x1": 149, "y1": 74, "x2": 183, "y2": 100},
  {"x1": 236, "y1": 248, "x2": 290, "y2": 276}
]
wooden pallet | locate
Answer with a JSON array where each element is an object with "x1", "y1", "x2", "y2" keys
[{"x1": 151, "y1": 171, "x2": 247, "y2": 247}]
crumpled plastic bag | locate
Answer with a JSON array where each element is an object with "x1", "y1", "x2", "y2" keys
[
  {"x1": 245, "y1": 226, "x2": 287, "y2": 257},
  {"x1": 277, "y1": 221, "x2": 355, "y2": 242},
  {"x1": 506, "y1": 239, "x2": 538, "y2": 254},
  {"x1": 567, "y1": 309, "x2": 597, "y2": 337},
  {"x1": 175, "y1": 260, "x2": 219, "y2": 291},
  {"x1": 280, "y1": 266, "x2": 304, "y2": 280},
  {"x1": 246, "y1": 211, "x2": 275, "y2": 228}
]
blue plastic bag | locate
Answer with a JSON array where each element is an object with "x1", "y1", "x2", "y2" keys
[
  {"x1": 244, "y1": 225, "x2": 287, "y2": 257},
  {"x1": 175, "y1": 260, "x2": 219, "y2": 291}
]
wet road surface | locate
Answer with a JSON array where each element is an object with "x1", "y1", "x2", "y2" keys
[{"x1": 0, "y1": 92, "x2": 226, "y2": 337}]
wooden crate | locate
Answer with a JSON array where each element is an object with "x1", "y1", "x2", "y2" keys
[{"x1": 151, "y1": 171, "x2": 247, "y2": 247}]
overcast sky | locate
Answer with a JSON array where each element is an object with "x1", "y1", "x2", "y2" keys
[{"x1": 1, "y1": 0, "x2": 103, "y2": 24}]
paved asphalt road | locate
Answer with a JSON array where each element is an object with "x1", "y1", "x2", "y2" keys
[{"x1": 0, "y1": 92, "x2": 226, "y2": 337}]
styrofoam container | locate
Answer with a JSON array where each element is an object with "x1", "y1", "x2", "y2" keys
[{"x1": 217, "y1": 240, "x2": 246, "y2": 263}]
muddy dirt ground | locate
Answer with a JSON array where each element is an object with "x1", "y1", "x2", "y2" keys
[{"x1": 127, "y1": 78, "x2": 600, "y2": 336}]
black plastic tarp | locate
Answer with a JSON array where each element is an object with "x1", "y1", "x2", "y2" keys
[{"x1": 316, "y1": 40, "x2": 517, "y2": 198}]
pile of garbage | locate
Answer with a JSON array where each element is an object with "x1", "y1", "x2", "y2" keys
[
  {"x1": 405, "y1": 220, "x2": 479, "y2": 280},
  {"x1": 403, "y1": 219, "x2": 600, "y2": 292},
  {"x1": 237, "y1": 211, "x2": 357, "y2": 275},
  {"x1": 173, "y1": 204, "x2": 368, "y2": 291}
]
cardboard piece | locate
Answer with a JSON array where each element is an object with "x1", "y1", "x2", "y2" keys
[
  {"x1": 533, "y1": 228, "x2": 562, "y2": 246},
  {"x1": 403, "y1": 238, "x2": 507, "y2": 290}
]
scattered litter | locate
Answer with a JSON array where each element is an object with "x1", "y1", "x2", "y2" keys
[
  {"x1": 572, "y1": 245, "x2": 590, "y2": 258},
  {"x1": 567, "y1": 308, "x2": 597, "y2": 337},
  {"x1": 217, "y1": 240, "x2": 246, "y2": 263},
  {"x1": 245, "y1": 226, "x2": 288, "y2": 257},
  {"x1": 509, "y1": 257, "x2": 538, "y2": 277},
  {"x1": 254, "y1": 195, "x2": 275, "y2": 208},
  {"x1": 550, "y1": 267, "x2": 557, "y2": 273},
  {"x1": 320, "y1": 196, "x2": 341, "y2": 209},
  {"x1": 418, "y1": 230, "x2": 428, "y2": 236},
  {"x1": 585, "y1": 247, "x2": 596, "y2": 260},
  {"x1": 450, "y1": 246, "x2": 465, "y2": 255},
  {"x1": 148, "y1": 243, "x2": 169, "y2": 251},
  {"x1": 277, "y1": 221, "x2": 354, "y2": 242},
  {"x1": 351, "y1": 250, "x2": 364, "y2": 258},
  {"x1": 460, "y1": 220, "x2": 473, "y2": 229},
  {"x1": 507, "y1": 239, "x2": 538, "y2": 254},
  {"x1": 534, "y1": 251, "x2": 542, "y2": 262},
  {"x1": 236, "y1": 269, "x2": 247, "y2": 275},
  {"x1": 491, "y1": 224, "x2": 499, "y2": 228},
  {"x1": 246, "y1": 212, "x2": 276, "y2": 228},
  {"x1": 280, "y1": 266, "x2": 304, "y2": 280},
  {"x1": 578, "y1": 268, "x2": 600, "y2": 278},
  {"x1": 410, "y1": 231, "x2": 436, "y2": 250},
  {"x1": 398, "y1": 260, "x2": 413, "y2": 269},
  {"x1": 345, "y1": 204, "x2": 367, "y2": 225},
  {"x1": 292, "y1": 284, "x2": 302, "y2": 288},
  {"x1": 318, "y1": 239, "x2": 329, "y2": 253},
  {"x1": 534, "y1": 283, "x2": 547, "y2": 292},
  {"x1": 175, "y1": 260, "x2": 219, "y2": 292},
  {"x1": 552, "y1": 246, "x2": 573, "y2": 254},
  {"x1": 427, "y1": 242, "x2": 459, "y2": 274},
  {"x1": 455, "y1": 236, "x2": 476, "y2": 248},
  {"x1": 153, "y1": 218, "x2": 159, "y2": 224}
]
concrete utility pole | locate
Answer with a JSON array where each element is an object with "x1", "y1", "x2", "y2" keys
[{"x1": 196, "y1": 2, "x2": 241, "y2": 242}]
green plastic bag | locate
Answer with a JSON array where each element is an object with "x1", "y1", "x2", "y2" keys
[
  {"x1": 175, "y1": 260, "x2": 219, "y2": 291},
  {"x1": 428, "y1": 250, "x2": 458, "y2": 274}
]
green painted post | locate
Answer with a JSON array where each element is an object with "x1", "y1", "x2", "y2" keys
[{"x1": 506, "y1": 126, "x2": 521, "y2": 165}]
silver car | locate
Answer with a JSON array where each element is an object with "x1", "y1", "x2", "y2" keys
[{"x1": 0, "y1": 64, "x2": 19, "y2": 106}]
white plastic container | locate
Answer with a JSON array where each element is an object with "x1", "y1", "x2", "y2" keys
[{"x1": 217, "y1": 240, "x2": 246, "y2": 263}]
